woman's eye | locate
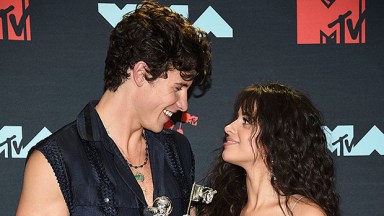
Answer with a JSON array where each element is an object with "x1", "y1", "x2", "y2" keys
[{"x1": 242, "y1": 117, "x2": 250, "y2": 125}]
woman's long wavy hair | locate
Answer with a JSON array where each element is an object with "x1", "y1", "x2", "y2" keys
[{"x1": 198, "y1": 83, "x2": 339, "y2": 216}]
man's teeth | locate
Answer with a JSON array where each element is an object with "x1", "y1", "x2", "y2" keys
[{"x1": 163, "y1": 110, "x2": 173, "y2": 117}]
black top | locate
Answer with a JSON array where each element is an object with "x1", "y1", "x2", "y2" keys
[{"x1": 29, "y1": 101, "x2": 195, "y2": 216}]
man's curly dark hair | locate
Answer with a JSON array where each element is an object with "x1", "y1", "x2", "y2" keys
[
  {"x1": 198, "y1": 83, "x2": 340, "y2": 216},
  {"x1": 103, "y1": 0, "x2": 212, "y2": 92}
]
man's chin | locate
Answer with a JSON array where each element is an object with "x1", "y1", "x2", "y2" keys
[{"x1": 145, "y1": 126, "x2": 164, "y2": 134}]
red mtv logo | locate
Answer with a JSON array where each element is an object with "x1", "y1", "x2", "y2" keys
[
  {"x1": 0, "y1": 0, "x2": 31, "y2": 41},
  {"x1": 164, "y1": 112, "x2": 199, "y2": 134},
  {"x1": 297, "y1": 0, "x2": 366, "y2": 44}
]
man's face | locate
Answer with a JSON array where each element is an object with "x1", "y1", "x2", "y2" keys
[{"x1": 137, "y1": 69, "x2": 192, "y2": 133}]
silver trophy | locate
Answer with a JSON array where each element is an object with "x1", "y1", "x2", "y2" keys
[
  {"x1": 190, "y1": 183, "x2": 217, "y2": 204},
  {"x1": 183, "y1": 183, "x2": 217, "y2": 216},
  {"x1": 143, "y1": 196, "x2": 173, "y2": 216}
]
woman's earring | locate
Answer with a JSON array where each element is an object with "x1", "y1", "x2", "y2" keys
[
  {"x1": 271, "y1": 160, "x2": 277, "y2": 181},
  {"x1": 272, "y1": 173, "x2": 277, "y2": 181}
]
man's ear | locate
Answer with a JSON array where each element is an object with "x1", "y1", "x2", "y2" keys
[{"x1": 132, "y1": 61, "x2": 148, "y2": 87}]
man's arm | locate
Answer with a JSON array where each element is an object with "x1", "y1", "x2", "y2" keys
[{"x1": 16, "y1": 150, "x2": 69, "y2": 216}]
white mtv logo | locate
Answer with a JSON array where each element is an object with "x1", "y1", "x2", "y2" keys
[
  {"x1": 98, "y1": 3, "x2": 233, "y2": 38},
  {"x1": 0, "y1": 126, "x2": 51, "y2": 158},
  {"x1": 324, "y1": 125, "x2": 384, "y2": 156}
]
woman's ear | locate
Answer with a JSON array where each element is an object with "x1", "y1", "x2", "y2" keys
[{"x1": 132, "y1": 61, "x2": 149, "y2": 87}]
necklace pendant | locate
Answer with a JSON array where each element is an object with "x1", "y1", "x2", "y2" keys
[{"x1": 134, "y1": 172, "x2": 145, "y2": 182}]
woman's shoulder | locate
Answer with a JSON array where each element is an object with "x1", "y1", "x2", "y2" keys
[{"x1": 289, "y1": 195, "x2": 326, "y2": 216}]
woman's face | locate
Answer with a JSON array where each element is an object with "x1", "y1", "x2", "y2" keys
[{"x1": 222, "y1": 109, "x2": 263, "y2": 168}]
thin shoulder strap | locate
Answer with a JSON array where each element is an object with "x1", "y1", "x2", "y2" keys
[{"x1": 291, "y1": 196, "x2": 305, "y2": 210}]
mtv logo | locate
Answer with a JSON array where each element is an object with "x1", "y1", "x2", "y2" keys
[
  {"x1": 98, "y1": 3, "x2": 233, "y2": 38},
  {"x1": 324, "y1": 125, "x2": 384, "y2": 156},
  {"x1": 0, "y1": 0, "x2": 31, "y2": 41},
  {"x1": 164, "y1": 112, "x2": 199, "y2": 134},
  {"x1": 297, "y1": 0, "x2": 366, "y2": 44},
  {"x1": 0, "y1": 126, "x2": 51, "y2": 158},
  {"x1": 181, "y1": 112, "x2": 198, "y2": 126}
]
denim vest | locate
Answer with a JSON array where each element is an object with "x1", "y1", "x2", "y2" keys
[{"x1": 30, "y1": 101, "x2": 194, "y2": 216}]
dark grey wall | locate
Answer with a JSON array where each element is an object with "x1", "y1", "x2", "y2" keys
[{"x1": 1, "y1": 0, "x2": 383, "y2": 215}]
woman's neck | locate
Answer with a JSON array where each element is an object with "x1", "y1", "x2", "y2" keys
[{"x1": 241, "y1": 165, "x2": 282, "y2": 215}]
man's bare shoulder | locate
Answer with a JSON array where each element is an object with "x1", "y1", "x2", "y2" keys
[{"x1": 16, "y1": 150, "x2": 69, "y2": 216}]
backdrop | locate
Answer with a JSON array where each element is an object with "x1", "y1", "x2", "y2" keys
[{"x1": 1, "y1": 0, "x2": 383, "y2": 215}]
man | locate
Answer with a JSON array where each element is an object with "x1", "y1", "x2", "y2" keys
[{"x1": 16, "y1": 0, "x2": 211, "y2": 215}]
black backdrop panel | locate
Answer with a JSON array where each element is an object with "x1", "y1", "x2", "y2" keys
[{"x1": 1, "y1": 0, "x2": 383, "y2": 215}]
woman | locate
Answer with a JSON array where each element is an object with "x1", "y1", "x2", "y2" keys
[{"x1": 198, "y1": 83, "x2": 339, "y2": 216}]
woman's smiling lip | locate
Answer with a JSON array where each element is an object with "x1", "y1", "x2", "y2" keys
[{"x1": 224, "y1": 137, "x2": 239, "y2": 147}]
